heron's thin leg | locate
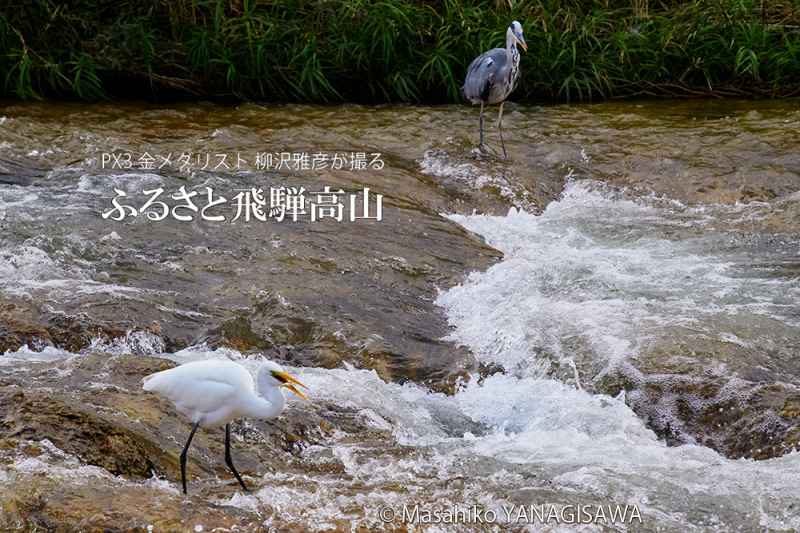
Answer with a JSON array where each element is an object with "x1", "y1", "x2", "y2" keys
[
  {"x1": 225, "y1": 423, "x2": 249, "y2": 492},
  {"x1": 497, "y1": 101, "x2": 507, "y2": 159},
  {"x1": 479, "y1": 101, "x2": 485, "y2": 149},
  {"x1": 180, "y1": 421, "x2": 200, "y2": 495}
]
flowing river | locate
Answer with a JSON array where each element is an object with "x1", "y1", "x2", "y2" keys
[{"x1": 0, "y1": 100, "x2": 799, "y2": 531}]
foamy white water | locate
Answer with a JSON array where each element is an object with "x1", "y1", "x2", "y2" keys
[{"x1": 438, "y1": 180, "x2": 800, "y2": 380}]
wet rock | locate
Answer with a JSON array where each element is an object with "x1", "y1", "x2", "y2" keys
[
  {"x1": 0, "y1": 303, "x2": 50, "y2": 353},
  {"x1": 0, "y1": 297, "x2": 169, "y2": 355},
  {"x1": 0, "y1": 175, "x2": 31, "y2": 186},
  {"x1": 0, "y1": 106, "x2": 512, "y2": 390},
  {"x1": 0, "y1": 385, "x2": 177, "y2": 478},
  {"x1": 596, "y1": 363, "x2": 800, "y2": 460},
  {"x1": 0, "y1": 351, "x2": 413, "y2": 530},
  {"x1": 217, "y1": 315, "x2": 271, "y2": 352},
  {"x1": 0, "y1": 474, "x2": 260, "y2": 532},
  {"x1": 476, "y1": 361, "x2": 506, "y2": 383}
]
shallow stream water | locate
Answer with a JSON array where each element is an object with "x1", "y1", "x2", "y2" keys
[{"x1": 0, "y1": 99, "x2": 799, "y2": 531}]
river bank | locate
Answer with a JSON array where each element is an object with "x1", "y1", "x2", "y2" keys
[{"x1": 2, "y1": 1, "x2": 799, "y2": 102}]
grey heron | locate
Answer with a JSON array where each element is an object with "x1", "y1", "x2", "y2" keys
[{"x1": 462, "y1": 20, "x2": 527, "y2": 158}]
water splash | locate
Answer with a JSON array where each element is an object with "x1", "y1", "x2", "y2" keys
[{"x1": 437, "y1": 180, "x2": 800, "y2": 381}]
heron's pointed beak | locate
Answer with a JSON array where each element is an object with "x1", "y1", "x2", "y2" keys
[
  {"x1": 272, "y1": 370, "x2": 309, "y2": 400},
  {"x1": 517, "y1": 37, "x2": 528, "y2": 52}
]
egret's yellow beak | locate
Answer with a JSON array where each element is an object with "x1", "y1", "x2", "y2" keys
[
  {"x1": 517, "y1": 37, "x2": 528, "y2": 52},
  {"x1": 272, "y1": 370, "x2": 309, "y2": 400}
]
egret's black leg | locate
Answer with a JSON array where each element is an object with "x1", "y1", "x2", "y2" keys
[
  {"x1": 180, "y1": 421, "x2": 200, "y2": 495},
  {"x1": 497, "y1": 101, "x2": 507, "y2": 159},
  {"x1": 225, "y1": 423, "x2": 249, "y2": 492}
]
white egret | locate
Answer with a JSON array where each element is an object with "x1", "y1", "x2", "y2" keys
[{"x1": 142, "y1": 358, "x2": 308, "y2": 494}]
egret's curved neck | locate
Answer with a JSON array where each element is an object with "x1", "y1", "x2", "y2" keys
[{"x1": 243, "y1": 386, "x2": 285, "y2": 420}]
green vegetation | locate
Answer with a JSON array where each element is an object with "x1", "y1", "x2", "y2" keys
[{"x1": 1, "y1": 0, "x2": 798, "y2": 103}]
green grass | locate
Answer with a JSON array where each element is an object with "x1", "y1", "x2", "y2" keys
[{"x1": 1, "y1": 0, "x2": 798, "y2": 103}]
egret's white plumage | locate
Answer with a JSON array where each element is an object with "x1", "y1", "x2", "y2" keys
[{"x1": 142, "y1": 358, "x2": 308, "y2": 494}]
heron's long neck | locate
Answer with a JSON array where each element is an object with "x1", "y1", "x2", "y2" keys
[
  {"x1": 506, "y1": 31, "x2": 519, "y2": 66},
  {"x1": 243, "y1": 386, "x2": 285, "y2": 419},
  {"x1": 506, "y1": 30, "x2": 517, "y2": 53}
]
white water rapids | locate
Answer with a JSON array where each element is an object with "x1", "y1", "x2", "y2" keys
[
  {"x1": 3, "y1": 175, "x2": 799, "y2": 530},
  {"x1": 290, "y1": 180, "x2": 800, "y2": 531},
  {"x1": 161, "y1": 182, "x2": 800, "y2": 529}
]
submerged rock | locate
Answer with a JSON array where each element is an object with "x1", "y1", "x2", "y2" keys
[
  {"x1": 0, "y1": 297, "x2": 166, "y2": 355},
  {"x1": 596, "y1": 365, "x2": 800, "y2": 460}
]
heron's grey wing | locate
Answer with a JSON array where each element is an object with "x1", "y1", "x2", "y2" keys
[{"x1": 462, "y1": 48, "x2": 508, "y2": 103}]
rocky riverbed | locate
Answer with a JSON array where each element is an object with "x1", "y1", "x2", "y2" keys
[{"x1": 0, "y1": 100, "x2": 799, "y2": 531}]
